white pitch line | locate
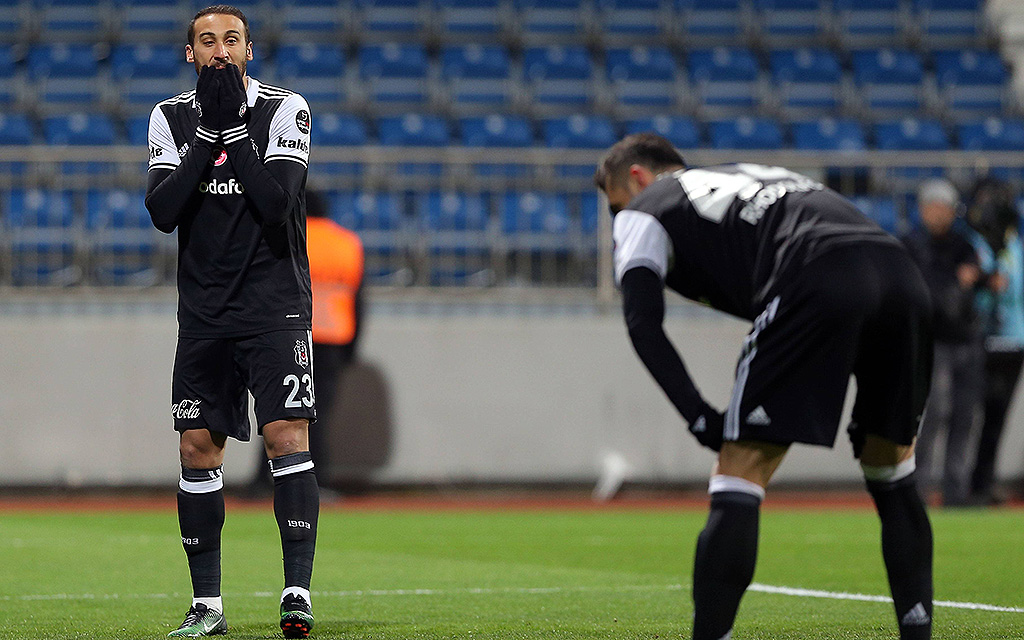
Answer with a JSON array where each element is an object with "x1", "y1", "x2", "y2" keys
[
  {"x1": 748, "y1": 583, "x2": 1024, "y2": 614},
  {"x1": 3, "y1": 583, "x2": 1022, "y2": 614}
]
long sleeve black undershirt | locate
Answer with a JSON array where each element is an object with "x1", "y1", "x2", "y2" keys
[
  {"x1": 144, "y1": 135, "x2": 217, "y2": 233},
  {"x1": 145, "y1": 130, "x2": 306, "y2": 233},
  {"x1": 621, "y1": 266, "x2": 706, "y2": 424},
  {"x1": 223, "y1": 129, "x2": 305, "y2": 228}
]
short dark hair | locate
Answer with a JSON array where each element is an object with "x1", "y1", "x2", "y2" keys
[
  {"x1": 594, "y1": 133, "x2": 685, "y2": 191},
  {"x1": 188, "y1": 5, "x2": 251, "y2": 45}
]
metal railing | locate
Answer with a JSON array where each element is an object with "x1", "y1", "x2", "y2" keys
[{"x1": 0, "y1": 146, "x2": 1021, "y2": 307}]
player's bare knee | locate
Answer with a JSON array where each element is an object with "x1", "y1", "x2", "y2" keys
[
  {"x1": 263, "y1": 419, "x2": 309, "y2": 458},
  {"x1": 179, "y1": 430, "x2": 225, "y2": 469},
  {"x1": 859, "y1": 434, "x2": 915, "y2": 468},
  {"x1": 716, "y1": 441, "x2": 789, "y2": 488}
]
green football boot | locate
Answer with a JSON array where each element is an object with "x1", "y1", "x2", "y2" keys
[
  {"x1": 280, "y1": 593, "x2": 314, "y2": 638},
  {"x1": 168, "y1": 603, "x2": 227, "y2": 637}
]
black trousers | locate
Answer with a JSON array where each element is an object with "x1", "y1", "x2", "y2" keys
[{"x1": 971, "y1": 346, "x2": 1024, "y2": 498}]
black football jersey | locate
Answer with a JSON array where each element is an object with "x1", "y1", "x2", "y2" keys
[
  {"x1": 148, "y1": 78, "x2": 313, "y2": 338},
  {"x1": 613, "y1": 163, "x2": 900, "y2": 320}
]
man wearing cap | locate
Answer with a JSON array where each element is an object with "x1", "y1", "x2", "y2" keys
[{"x1": 902, "y1": 179, "x2": 986, "y2": 506}]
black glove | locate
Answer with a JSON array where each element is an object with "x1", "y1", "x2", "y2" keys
[
  {"x1": 215, "y1": 64, "x2": 248, "y2": 136},
  {"x1": 688, "y1": 402, "x2": 724, "y2": 452},
  {"x1": 195, "y1": 65, "x2": 220, "y2": 136}
]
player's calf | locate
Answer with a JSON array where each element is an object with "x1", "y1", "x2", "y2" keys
[
  {"x1": 692, "y1": 475, "x2": 765, "y2": 640},
  {"x1": 270, "y1": 451, "x2": 319, "y2": 637},
  {"x1": 863, "y1": 457, "x2": 933, "y2": 640}
]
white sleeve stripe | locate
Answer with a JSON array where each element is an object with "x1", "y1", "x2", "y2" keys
[
  {"x1": 612, "y1": 209, "x2": 672, "y2": 286},
  {"x1": 149, "y1": 163, "x2": 177, "y2": 171},
  {"x1": 266, "y1": 154, "x2": 308, "y2": 166}
]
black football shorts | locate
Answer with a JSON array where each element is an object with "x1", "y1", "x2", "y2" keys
[
  {"x1": 171, "y1": 329, "x2": 318, "y2": 441},
  {"x1": 724, "y1": 242, "x2": 933, "y2": 450}
]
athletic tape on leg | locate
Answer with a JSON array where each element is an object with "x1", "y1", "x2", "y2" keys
[
  {"x1": 861, "y1": 457, "x2": 916, "y2": 484},
  {"x1": 708, "y1": 475, "x2": 766, "y2": 501},
  {"x1": 269, "y1": 451, "x2": 314, "y2": 478},
  {"x1": 179, "y1": 465, "x2": 224, "y2": 494}
]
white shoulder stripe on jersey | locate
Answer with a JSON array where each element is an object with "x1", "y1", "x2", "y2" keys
[
  {"x1": 265, "y1": 154, "x2": 308, "y2": 167},
  {"x1": 158, "y1": 90, "x2": 196, "y2": 107},
  {"x1": 257, "y1": 83, "x2": 295, "y2": 95}
]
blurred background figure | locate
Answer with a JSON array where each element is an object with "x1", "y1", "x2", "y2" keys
[
  {"x1": 965, "y1": 177, "x2": 1022, "y2": 505},
  {"x1": 249, "y1": 191, "x2": 365, "y2": 496},
  {"x1": 902, "y1": 179, "x2": 987, "y2": 506}
]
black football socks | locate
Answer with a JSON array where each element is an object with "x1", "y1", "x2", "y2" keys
[
  {"x1": 865, "y1": 463, "x2": 934, "y2": 640},
  {"x1": 270, "y1": 452, "x2": 320, "y2": 591},
  {"x1": 177, "y1": 465, "x2": 225, "y2": 609},
  {"x1": 692, "y1": 475, "x2": 765, "y2": 640}
]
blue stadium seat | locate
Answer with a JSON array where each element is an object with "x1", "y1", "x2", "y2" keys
[
  {"x1": 833, "y1": 0, "x2": 904, "y2": 49},
  {"x1": 957, "y1": 118, "x2": 1024, "y2": 151},
  {"x1": 0, "y1": 1, "x2": 23, "y2": 43},
  {"x1": 523, "y1": 46, "x2": 595, "y2": 113},
  {"x1": 419, "y1": 190, "x2": 491, "y2": 286},
  {"x1": 4, "y1": 188, "x2": 79, "y2": 286},
  {"x1": 874, "y1": 117, "x2": 949, "y2": 150},
  {"x1": 769, "y1": 48, "x2": 842, "y2": 114},
  {"x1": 274, "y1": 44, "x2": 346, "y2": 107},
  {"x1": 501, "y1": 191, "x2": 570, "y2": 237},
  {"x1": 329, "y1": 191, "x2": 404, "y2": 231},
  {"x1": 933, "y1": 50, "x2": 1008, "y2": 117},
  {"x1": 126, "y1": 114, "x2": 149, "y2": 146},
  {"x1": 43, "y1": 113, "x2": 117, "y2": 145},
  {"x1": 355, "y1": 0, "x2": 429, "y2": 40},
  {"x1": 580, "y1": 191, "x2": 600, "y2": 235},
  {"x1": 851, "y1": 49, "x2": 925, "y2": 114},
  {"x1": 0, "y1": 45, "x2": 17, "y2": 106},
  {"x1": 27, "y1": 43, "x2": 103, "y2": 107},
  {"x1": 114, "y1": 0, "x2": 190, "y2": 40},
  {"x1": 377, "y1": 113, "x2": 450, "y2": 146},
  {"x1": 623, "y1": 116, "x2": 701, "y2": 148},
  {"x1": 710, "y1": 117, "x2": 784, "y2": 149},
  {"x1": 328, "y1": 190, "x2": 409, "y2": 283},
  {"x1": 850, "y1": 195, "x2": 900, "y2": 234},
  {"x1": 542, "y1": 115, "x2": 616, "y2": 148},
  {"x1": 516, "y1": 0, "x2": 587, "y2": 44},
  {"x1": 35, "y1": 0, "x2": 107, "y2": 41},
  {"x1": 111, "y1": 44, "x2": 190, "y2": 110},
  {"x1": 441, "y1": 45, "x2": 514, "y2": 110},
  {"x1": 312, "y1": 112, "x2": 368, "y2": 145},
  {"x1": 86, "y1": 189, "x2": 160, "y2": 286},
  {"x1": 0, "y1": 113, "x2": 36, "y2": 145},
  {"x1": 791, "y1": 118, "x2": 866, "y2": 151},
  {"x1": 687, "y1": 48, "x2": 761, "y2": 112},
  {"x1": 460, "y1": 115, "x2": 534, "y2": 147},
  {"x1": 605, "y1": 47, "x2": 679, "y2": 111},
  {"x1": 751, "y1": 0, "x2": 827, "y2": 46},
  {"x1": 360, "y1": 43, "x2": 431, "y2": 106},
  {"x1": 276, "y1": 0, "x2": 346, "y2": 41},
  {"x1": 435, "y1": 0, "x2": 503, "y2": 39},
  {"x1": 675, "y1": 0, "x2": 744, "y2": 47},
  {"x1": 913, "y1": 0, "x2": 984, "y2": 48},
  {"x1": 595, "y1": 0, "x2": 665, "y2": 44}
]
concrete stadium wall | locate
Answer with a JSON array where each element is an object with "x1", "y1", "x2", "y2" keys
[{"x1": 2, "y1": 309, "x2": 1023, "y2": 488}]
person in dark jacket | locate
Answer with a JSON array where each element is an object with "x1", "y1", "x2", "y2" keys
[{"x1": 902, "y1": 179, "x2": 988, "y2": 506}]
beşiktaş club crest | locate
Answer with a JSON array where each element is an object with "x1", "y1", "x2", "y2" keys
[{"x1": 294, "y1": 340, "x2": 309, "y2": 368}]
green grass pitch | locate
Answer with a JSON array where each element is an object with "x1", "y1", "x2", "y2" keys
[{"x1": 1, "y1": 503, "x2": 1022, "y2": 639}]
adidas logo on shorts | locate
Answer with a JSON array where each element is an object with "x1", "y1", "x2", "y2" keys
[{"x1": 746, "y1": 406, "x2": 771, "y2": 426}]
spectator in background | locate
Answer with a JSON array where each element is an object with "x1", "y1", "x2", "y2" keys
[
  {"x1": 965, "y1": 177, "x2": 1020, "y2": 505},
  {"x1": 902, "y1": 179, "x2": 987, "y2": 506},
  {"x1": 250, "y1": 191, "x2": 365, "y2": 495}
]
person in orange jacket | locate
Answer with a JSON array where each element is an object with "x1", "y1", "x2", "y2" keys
[{"x1": 249, "y1": 190, "x2": 364, "y2": 494}]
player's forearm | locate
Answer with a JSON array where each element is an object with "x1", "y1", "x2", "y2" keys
[
  {"x1": 222, "y1": 127, "x2": 304, "y2": 227},
  {"x1": 144, "y1": 137, "x2": 218, "y2": 233},
  {"x1": 621, "y1": 267, "x2": 706, "y2": 423}
]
